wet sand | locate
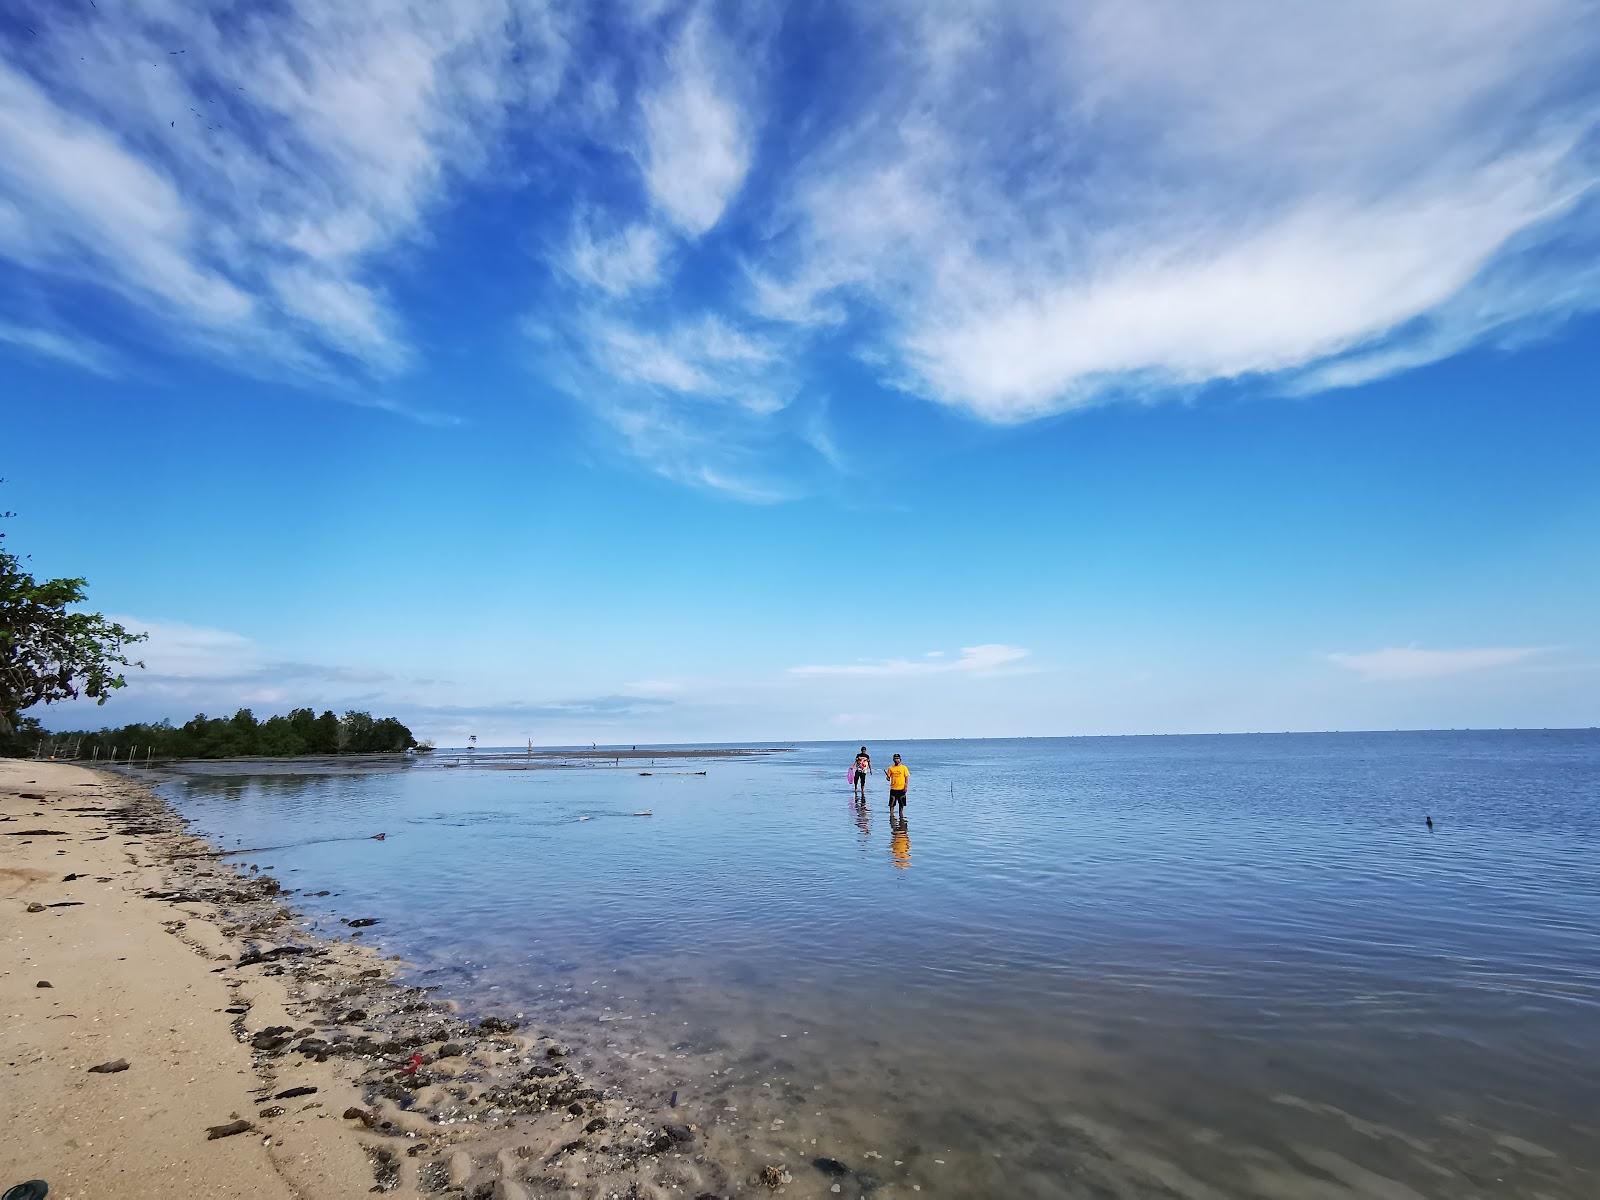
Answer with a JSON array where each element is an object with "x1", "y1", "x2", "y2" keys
[{"x1": 0, "y1": 759, "x2": 750, "y2": 1199}]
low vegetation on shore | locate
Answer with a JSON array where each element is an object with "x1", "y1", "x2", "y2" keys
[{"x1": 19, "y1": 706, "x2": 420, "y2": 760}]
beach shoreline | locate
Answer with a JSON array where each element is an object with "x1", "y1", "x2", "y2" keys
[{"x1": 1, "y1": 759, "x2": 745, "y2": 1199}]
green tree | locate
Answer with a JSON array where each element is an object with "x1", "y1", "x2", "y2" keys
[
  {"x1": 338, "y1": 709, "x2": 375, "y2": 752},
  {"x1": 312, "y1": 709, "x2": 340, "y2": 755},
  {"x1": 1, "y1": 506, "x2": 146, "y2": 744},
  {"x1": 228, "y1": 707, "x2": 260, "y2": 755},
  {"x1": 288, "y1": 707, "x2": 317, "y2": 748},
  {"x1": 41, "y1": 703, "x2": 418, "y2": 760},
  {"x1": 371, "y1": 716, "x2": 418, "y2": 752},
  {"x1": 258, "y1": 714, "x2": 305, "y2": 757}
]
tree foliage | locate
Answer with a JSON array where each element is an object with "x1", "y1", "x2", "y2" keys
[
  {"x1": 1, "y1": 502, "x2": 146, "y2": 739},
  {"x1": 25, "y1": 706, "x2": 418, "y2": 760}
]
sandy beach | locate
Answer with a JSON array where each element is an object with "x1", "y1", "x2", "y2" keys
[{"x1": 1, "y1": 759, "x2": 740, "y2": 1199}]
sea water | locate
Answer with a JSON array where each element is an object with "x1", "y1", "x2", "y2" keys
[{"x1": 159, "y1": 731, "x2": 1600, "y2": 1197}]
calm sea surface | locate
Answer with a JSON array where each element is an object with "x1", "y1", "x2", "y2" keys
[{"x1": 157, "y1": 732, "x2": 1600, "y2": 1198}]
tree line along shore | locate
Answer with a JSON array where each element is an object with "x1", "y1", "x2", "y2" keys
[{"x1": 9, "y1": 706, "x2": 422, "y2": 761}]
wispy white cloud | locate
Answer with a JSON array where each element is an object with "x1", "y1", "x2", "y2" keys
[
  {"x1": 401, "y1": 695, "x2": 672, "y2": 722},
  {"x1": 565, "y1": 216, "x2": 668, "y2": 296},
  {"x1": 1327, "y1": 646, "x2": 1550, "y2": 682},
  {"x1": 1295, "y1": 193, "x2": 1600, "y2": 393},
  {"x1": 104, "y1": 616, "x2": 413, "y2": 693},
  {"x1": 268, "y1": 265, "x2": 410, "y2": 374},
  {"x1": 0, "y1": 60, "x2": 253, "y2": 324},
  {"x1": 791, "y1": 644, "x2": 1031, "y2": 678},
  {"x1": 38, "y1": 614, "x2": 682, "y2": 736},
  {"x1": 539, "y1": 5, "x2": 781, "y2": 494},
  {"x1": 0, "y1": 320, "x2": 119, "y2": 376},
  {"x1": 0, "y1": 0, "x2": 569, "y2": 392},
  {"x1": 594, "y1": 314, "x2": 780, "y2": 408},
  {"x1": 758, "y1": 0, "x2": 1600, "y2": 420},
  {"x1": 637, "y1": 5, "x2": 753, "y2": 236},
  {"x1": 533, "y1": 300, "x2": 802, "y2": 499},
  {"x1": 590, "y1": 397, "x2": 796, "y2": 504},
  {"x1": 4, "y1": 0, "x2": 1597, "y2": 482}
]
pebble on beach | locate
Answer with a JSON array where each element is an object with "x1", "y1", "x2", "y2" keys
[{"x1": 88, "y1": 1058, "x2": 130, "y2": 1074}]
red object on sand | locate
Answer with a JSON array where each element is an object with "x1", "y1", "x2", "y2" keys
[{"x1": 401, "y1": 1053, "x2": 423, "y2": 1076}]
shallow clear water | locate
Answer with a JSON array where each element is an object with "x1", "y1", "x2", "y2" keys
[{"x1": 160, "y1": 732, "x2": 1600, "y2": 1197}]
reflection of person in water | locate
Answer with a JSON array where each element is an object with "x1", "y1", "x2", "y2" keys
[
  {"x1": 853, "y1": 797, "x2": 872, "y2": 840},
  {"x1": 890, "y1": 812, "x2": 911, "y2": 869}
]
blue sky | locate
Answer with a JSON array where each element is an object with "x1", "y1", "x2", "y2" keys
[{"x1": 3, "y1": 0, "x2": 1598, "y2": 744}]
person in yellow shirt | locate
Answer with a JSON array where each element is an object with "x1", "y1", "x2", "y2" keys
[{"x1": 884, "y1": 753, "x2": 909, "y2": 810}]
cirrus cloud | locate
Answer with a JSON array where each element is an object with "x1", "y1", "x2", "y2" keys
[
  {"x1": 1326, "y1": 646, "x2": 1550, "y2": 682},
  {"x1": 4, "y1": 0, "x2": 1598, "y2": 495},
  {"x1": 790, "y1": 644, "x2": 1031, "y2": 678}
]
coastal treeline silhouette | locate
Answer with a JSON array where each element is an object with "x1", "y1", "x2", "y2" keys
[{"x1": 37, "y1": 706, "x2": 419, "y2": 759}]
